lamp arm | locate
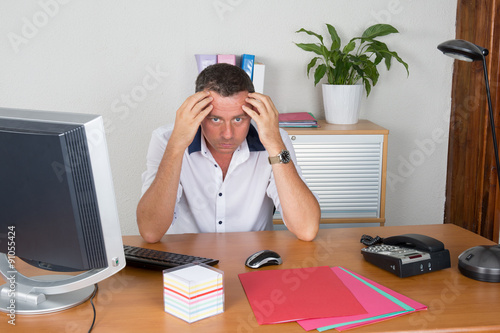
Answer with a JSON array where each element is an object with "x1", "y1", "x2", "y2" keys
[{"x1": 482, "y1": 58, "x2": 500, "y2": 184}]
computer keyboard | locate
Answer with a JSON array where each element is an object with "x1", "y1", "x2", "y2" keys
[{"x1": 123, "y1": 245, "x2": 219, "y2": 270}]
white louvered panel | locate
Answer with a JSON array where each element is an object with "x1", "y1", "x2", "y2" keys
[{"x1": 290, "y1": 134, "x2": 384, "y2": 219}]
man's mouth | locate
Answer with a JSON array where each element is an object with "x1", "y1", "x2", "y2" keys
[{"x1": 218, "y1": 141, "x2": 236, "y2": 149}]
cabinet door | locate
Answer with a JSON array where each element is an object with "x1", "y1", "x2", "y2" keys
[{"x1": 290, "y1": 134, "x2": 384, "y2": 219}]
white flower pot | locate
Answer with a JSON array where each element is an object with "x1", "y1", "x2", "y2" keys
[{"x1": 322, "y1": 84, "x2": 363, "y2": 124}]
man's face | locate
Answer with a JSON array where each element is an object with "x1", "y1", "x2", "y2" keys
[{"x1": 201, "y1": 91, "x2": 252, "y2": 156}]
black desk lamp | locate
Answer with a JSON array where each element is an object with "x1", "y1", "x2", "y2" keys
[{"x1": 438, "y1": 39, "x2": 500, "y2": 282}]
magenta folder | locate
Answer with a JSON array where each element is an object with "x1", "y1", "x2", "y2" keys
[
  {"x1": 278, "y1": 112, "x2": 316, "y2": 122},
  {"x1": 238, "y1": 266, "x2": 366, "y2": 325},
  {"x1": 297, "y1": 267, "x2": 427, "y2": 331}
]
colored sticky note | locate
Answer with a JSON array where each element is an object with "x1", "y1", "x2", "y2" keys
[
  {"x1": 164, "y1": 264, "x2": 224, "y2": 323},
  {"x1": 238, "y1": 266, "x2": 366, "y2": 325}
]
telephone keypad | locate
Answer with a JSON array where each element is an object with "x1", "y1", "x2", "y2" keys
[{"x1": 362, "y1": 245, "x2": 431, "y2": 263}]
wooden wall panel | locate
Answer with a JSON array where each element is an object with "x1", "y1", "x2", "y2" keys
[{"x1": 445, "y1": 0, "x2": 500, "y2": 242}]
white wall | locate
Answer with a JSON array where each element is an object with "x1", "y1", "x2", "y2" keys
[{"x1": 0, "y1": 0, "x2": 457, "y2": 235}]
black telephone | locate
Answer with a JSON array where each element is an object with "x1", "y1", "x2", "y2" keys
[{"x1": 361, "y1": 234, "x2": 451, "y2": 278}]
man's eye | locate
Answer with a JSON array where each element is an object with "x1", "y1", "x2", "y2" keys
[
  {"x1": 211, "y1": 117, "x2": 220, "y2": 123},
  {"x1": 234, "y1": 117, "x2": 242, "y2": 122}
]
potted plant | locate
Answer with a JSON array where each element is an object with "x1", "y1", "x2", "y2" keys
[{"x1": 295, "y1": 23, "x2": 409, "y2": 124}]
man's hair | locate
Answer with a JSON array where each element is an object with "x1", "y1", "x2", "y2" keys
[{"x1": 195, "y1": 63, "x2": 255, "y2": 96}]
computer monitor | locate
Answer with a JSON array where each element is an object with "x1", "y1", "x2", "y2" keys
[{"x1": 0, "y1": 107, "x2": 126, "y2": 314}]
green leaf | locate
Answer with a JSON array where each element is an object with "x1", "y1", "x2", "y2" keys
[
  {"x1": 326, "y1": 24, "x2": 341, "y2": 50},
  {"x1": 314, "y1": 64, "x2": 327, "y2": 85},
  {"x1": 332, "y1": 61, "x2": 344, "y2": 84},
  {"x1": 296, "y1": 28, "x2": 323, "y2": 44},
  {"x1": 364, "y1": 61, "x2": 380, "y2": 86},
  {"x1": 343, "y1": 40, "x2": 356, "y2": 54},
  {"x1": 350, "y1": 62, "x2": 366, "y2": 83},
  {"x1": 365, "y1": 40, "x2": 389, "y2": 53},
  {"x1": 306, "y1": 57, "x2": 320, "y2": 77},
  {"x1": 362, "y1": 24, "x2": 399, "y2": 39},
  {"x1": 384, "y1": 55, "x2": 392, "y2": 70},
  {"x1": 330, "y1": 49, "x2": 342, "y2": 65},
  {"x1": 295, "y1": 43, "x2": 323, "y2": 56},
  {"x1": 365, "y1": 41, "x2": 389, "y2": 66},
  {"x1": 388, "y1": 50, "x2": 410, "y2": 75},
  {"x1": 369, "y1": 45, "x2": 409, "y2": 75},
  {"x1": 363, "y1": 78, "x2": 372, "y2": 96},
  {"x1": 320, "y1": 44, "x2": 330, "y2": 60}
]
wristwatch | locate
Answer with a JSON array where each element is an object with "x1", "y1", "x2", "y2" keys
[{"x1": 268, "y1": 150, "x2": 291, "y2": 165}]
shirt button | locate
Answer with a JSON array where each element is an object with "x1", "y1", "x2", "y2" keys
[
  {"x1": 214, "y1": 164, "x2": 218, "y2": 167},
  {"x1": 218, "y1": 221, "x2": 223, "y2": 225},
  {"x1": 219, "y1": 193, "x2": 222, "y2": 196}
]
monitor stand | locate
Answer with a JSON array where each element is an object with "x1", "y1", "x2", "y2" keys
[{"x1": 0, "y1": 254, "x2": 96, "y2": 314}]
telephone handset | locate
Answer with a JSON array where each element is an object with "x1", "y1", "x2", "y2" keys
[
  {"x1": 382, "y1": 234, "x2": 445, "y2": 253},
  {"x1": 361, "y1": 233, "x2": 451, "y2": 278}
]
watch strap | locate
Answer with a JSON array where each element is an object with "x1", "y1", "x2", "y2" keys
[{"x1": 268, "y1": 155, "x2": 281, "y2": 164}]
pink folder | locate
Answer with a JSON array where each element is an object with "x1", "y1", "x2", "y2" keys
[
  {"x1": 298, "y1": 267, "x2": 427, "y2": 331},
  {"x1": 238, "y1": 266, "x2": 366, "y2": 325},
  {"x1": 217, "y1": 54, "x2": 236, "y2": 65},
  {"x1": 278, "y1": 112, "x2": 316, "y2": 122}
]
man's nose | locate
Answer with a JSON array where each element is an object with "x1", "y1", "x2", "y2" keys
[{"x1": 221, "y1": 122, "x2": 233, "y2": 139}]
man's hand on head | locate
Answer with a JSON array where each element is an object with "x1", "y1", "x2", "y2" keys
[
  {"x1": 169, "y1": 91, "x2": 213, "y2": 150},
  {"x1": 242, "y1": 93, "x2": 285, "y2": 155}
]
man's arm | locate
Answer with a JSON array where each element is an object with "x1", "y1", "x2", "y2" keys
[
  {"x1": 242, "y1": 93, "x2": 320, "y2": 241},
  {"x1": 136, "y1": 91, "x2": 213, "y2": 243}
]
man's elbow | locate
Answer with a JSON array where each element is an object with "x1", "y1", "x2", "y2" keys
[
  {"x1": 299, "y1": 209, "x2": 321, "y2": 241},
  {"x1": 140, "y1": 230, "x2": 163, "y2": 244},
  {"x1": 294, "y1": 215, "x2": 320, "y2": 241},
  {"x1": 296, "y1": 224, "x2": 319, "y2": 242},
  {"x1": 137, "y1": 215, "x2": 163, "y2": 244}
]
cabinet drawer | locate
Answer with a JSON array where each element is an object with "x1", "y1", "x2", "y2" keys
[{"x1": 287, "y1": 134, "x2": 384, "y2": 219}]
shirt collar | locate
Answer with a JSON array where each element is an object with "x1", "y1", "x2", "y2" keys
[{"x1": 188, "y1": 124, "x2": 265, "y2": 154}]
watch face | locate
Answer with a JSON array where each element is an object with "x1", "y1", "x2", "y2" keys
[{"x1": 280, "y1": 150, "x2": 291, "y2": 163}]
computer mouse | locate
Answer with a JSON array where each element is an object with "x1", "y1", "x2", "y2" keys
[{"x1": 245, "y1": 250, "x2": 282, "y2": 269}]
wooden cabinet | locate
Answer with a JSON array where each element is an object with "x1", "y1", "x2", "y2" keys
[{"x1": 275, "y1": 120, "x2": 388, "y2": 226}]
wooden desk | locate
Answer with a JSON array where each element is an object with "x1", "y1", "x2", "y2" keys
[{"x1": 2, "y1": 224, "x2": 500, "y2": 332}]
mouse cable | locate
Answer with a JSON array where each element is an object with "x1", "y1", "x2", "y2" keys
[
  {"x1": 360, "y1": 234, "x2": 383, "y2": 246},
  {"x1": 88, "y1": 283, "x2": 99, "y2": 333}
]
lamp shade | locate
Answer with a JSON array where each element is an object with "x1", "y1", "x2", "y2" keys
[{"x1": 437, "y1": 39, "x2": 488, "y2": 62}]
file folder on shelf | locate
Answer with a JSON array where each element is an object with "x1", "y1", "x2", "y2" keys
[{"x1": 240, "y1": 54, "x2": 255, "y2": 80}]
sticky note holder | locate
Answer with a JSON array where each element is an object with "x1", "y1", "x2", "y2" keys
[{"x1": 163, "y1": 263, "x2": 224, "y2": 323}]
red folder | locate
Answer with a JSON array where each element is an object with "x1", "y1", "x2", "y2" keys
[{"x1": 238, "y1": 266, "x2": 366, "y2": 325}]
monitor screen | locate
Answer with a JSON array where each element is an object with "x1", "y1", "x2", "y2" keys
[{"x1": 0, "y1": 107, "x2": 126, "y2": 314}]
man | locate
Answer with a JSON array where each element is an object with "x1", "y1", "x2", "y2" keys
[{"x1": 137, "y1": 63, "x2": 320, "y2": 243}]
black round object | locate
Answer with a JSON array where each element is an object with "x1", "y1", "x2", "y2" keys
[{"x1": 458, "y1": 245, "x2": 500, "y2": 283}]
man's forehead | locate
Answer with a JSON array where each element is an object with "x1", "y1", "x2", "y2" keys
[{"x1": 209, "y1": 92, "x2": 252, "y2": 115}]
